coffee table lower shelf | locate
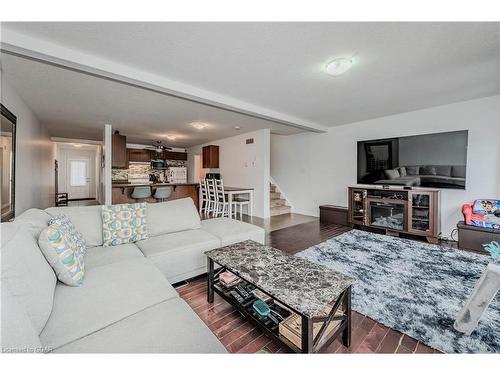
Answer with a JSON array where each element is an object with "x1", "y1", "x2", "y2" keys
[{"x1": 207, "y1": 259, "x2": 352, "y2": 354}]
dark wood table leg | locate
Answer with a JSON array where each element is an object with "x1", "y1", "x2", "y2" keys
[
  {"x1": 342, "y1": 286, "x2": 352, "y2": 347},
  {"x1": 207, "y1": 257, "x2": 214, "y2": 303},
  {"x1": 301, "y1": 315, "x2": 314, "y2": 353}
]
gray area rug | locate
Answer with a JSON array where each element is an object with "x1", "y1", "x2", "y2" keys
[{"x1": 296, "y1": 229, "x2": 500, "y2": 353}]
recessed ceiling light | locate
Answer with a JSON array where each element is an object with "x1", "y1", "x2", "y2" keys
[
  {"x1": 325, "y1": 57, "x2": 354, "y2": 77},
  {"x1": 165, "y1": 135, "x2": 178, "y2": 140},
  {"x1": 234, "y1": 126, "x2": 241, "y2": 130},
  {"x1": 190, "y1": 122, "x2": 209, "y2": 130}
]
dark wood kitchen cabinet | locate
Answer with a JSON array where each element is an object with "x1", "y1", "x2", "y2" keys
[
  {"x1": 112, "y1": 132, "x2": 128, "y2": 168},
  {"x1": 127, "y1": 149, "x2": 153, "y2": 162},
  {"x1": 163, "y1": 151, "x2": 188, "y2": 161},
  {"x1": 202, "y1": 145, "x2": 219, "y2": 168}
]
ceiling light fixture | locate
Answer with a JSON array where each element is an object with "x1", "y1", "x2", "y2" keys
[
  {"x1": 234, "y1": 126, "x2": 241, "y2": 130},
  {"x1": 165, "y1": 135, "x2": 178, "y2": 141},
  {"x1": 190, "y1": 122, "x2": 209, "y2": 130},
  {"x1": 325, "y1": 57, "x2": 354, "y2": 77}
]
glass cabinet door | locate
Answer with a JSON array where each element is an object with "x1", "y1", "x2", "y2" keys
[{"x1": 408, "y1": 192, "x2": 432, "y2": 234}]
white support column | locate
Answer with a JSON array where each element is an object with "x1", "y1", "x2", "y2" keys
[{"x1": 103, "y1": 124, "x2": 112, "y2": 205}]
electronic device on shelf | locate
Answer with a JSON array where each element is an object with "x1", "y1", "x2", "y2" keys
[
  {"x1": 253, "y1": 299, "x2": 271, "y2": 317},
  {"x1": 229, "y1": 290, "x2": 245, "y2": 304},
  {"x1": 235, "y1": 285, "x2": 251, "y2": 300},
  {"x1": 268, "y1": 313, "x2": 279, "y2": 325}
]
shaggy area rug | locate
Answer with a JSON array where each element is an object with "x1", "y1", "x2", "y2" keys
[{"x1": 296, "y1": 229, "x2": 500, "y2": 353}]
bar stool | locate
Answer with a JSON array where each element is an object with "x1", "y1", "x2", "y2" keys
[
  {"x1": 154, "y1": 187, "x2": 172, "y2": 202},
  {"x1": 131, "y1": 186, "x2": 151, "y2": 202}
]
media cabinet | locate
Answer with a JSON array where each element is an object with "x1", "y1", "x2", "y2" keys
[{"x1": 348, "y1": 186, "x2": 441, "y2": 243}]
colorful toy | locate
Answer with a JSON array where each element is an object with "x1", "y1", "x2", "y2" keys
[
  {"x1": 462, "y1": 199, "x2": 500, "y2": 229},
  {"x1": 483, "y1": 241, "x2": 500, "y2": 259}
]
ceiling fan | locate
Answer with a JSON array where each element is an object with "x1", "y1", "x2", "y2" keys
[{"x1": 144, "y1": 140, "x2": 173, "y2": 153}]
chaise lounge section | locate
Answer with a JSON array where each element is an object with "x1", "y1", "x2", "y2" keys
[{"x1": 1, "y1": 198, "x2": 265, "y2": 353}]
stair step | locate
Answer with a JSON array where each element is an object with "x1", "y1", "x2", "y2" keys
[
  {"x1": 270, "y1": 192, "x2": 281, "y2": 199},
  {"x1": 270, "y1": 185, "x2": 277, "y2": 193},
  {"x1": 270, "y1": 198, "x2": 286, "y2": 207},
  {"x1": 270, "y1": 205, "x2": 291, "y2": 216}
]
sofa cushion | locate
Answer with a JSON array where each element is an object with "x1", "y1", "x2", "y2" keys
[
  {"x1": 201, "y1": 218, "x2": 266, "y2": 246},
  {"x1": 52, "y1": 298, "x2": 226, "y2": 353},
  {"x1": 384, "y1": 169, "x2": 400, "y2": 180},
  {"x1": 46, "y1": 206, "x2": 104, "y2": 247},
  {"x1": 85, "y1": 243, "x2": 144, "y2": 269},
  {"x1": 398, "y1": 167, "x2": 407, "y2": 177},
  {"x1": 136, "y1": 229, "x2": 220, "y2": 283},
  {"x1": 1, "y1": 282, "x2": 45, "y2": 353},
  {"x1": 14, "y1": 208, "x2": 51, "y2": 237},
  {"x1": 451, "y1": 165, "x2": 466, "y2": 178},
  {"x1": 147, "y1": 198, "x2": 201, "y2": 237},
  {"x1": 1, "y1": 222, "x2": 57, "y2": 334},
  {"x1": 434, "y1": 165, "x2": 452, "y2": 177},
  {"x1": 38, "y1": 225, "x2": 85, "y2": 287},
  {"x1": 101, "y1": 203, "x2": 148, "y2": 247},
  {"x1": 405, "y1": 166, "x2": 420, "y2": 175},
  {"x1": 39, "y1": 257, "x2": 178, "y2": 350},
  {"x1": 419, "y1": 166, "x2": 436, "y2": 175}
]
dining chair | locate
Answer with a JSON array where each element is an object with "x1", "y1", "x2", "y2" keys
[
  {"x1": 199, "y1": 179, "x2": 208, "y2": 215},
  {"x1": 214, "y1": 179, "x2": 237, "y2": 218},
  {"x1": 231, "y1": 196, "x2": 251, "y2": 220},
  {"x1": 206, "y1": 179, "x2": 217, "y2": 217}
]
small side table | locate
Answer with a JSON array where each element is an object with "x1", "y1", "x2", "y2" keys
[{"x1": 457, "y1": 221, "x2": 500, "y2": 253}]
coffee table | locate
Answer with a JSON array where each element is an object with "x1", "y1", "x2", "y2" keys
[{"x1": 205, "y1": 240, "x2": 355, "y2": 353}]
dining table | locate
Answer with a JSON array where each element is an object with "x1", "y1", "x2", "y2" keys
[{"x1": 224, "y1": 187, "x2": 254, "y2": 217}]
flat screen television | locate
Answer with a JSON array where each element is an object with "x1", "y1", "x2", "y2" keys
[{"x1": 357, "y1": 130, "x2": 468, "y2": 189}]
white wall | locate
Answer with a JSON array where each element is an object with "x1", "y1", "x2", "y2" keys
[
  {"x1": 1, "y1": 78, "x2": 55, "y2": 215},
  {"x1": 188, "y1": 129, "x2": 271, "y2": 218},
  {"x1": 271, "y1": 96, "x2": 500, "y2": 238}
]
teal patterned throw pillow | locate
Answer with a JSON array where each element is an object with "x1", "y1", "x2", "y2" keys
[
  {"x1": 101, "y1": 203, "x2": 148, "y2": 247},
  {"x1": 38, "y1": 216, "x2": 85, "y2": 286}
]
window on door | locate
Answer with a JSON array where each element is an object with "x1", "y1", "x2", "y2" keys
[{"x1": 70, "y1": 160, "x2": 87, "y2": 186}]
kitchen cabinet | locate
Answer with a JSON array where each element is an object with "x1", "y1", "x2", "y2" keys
[
  {"x1": 202, "y1": 145, "x2": 219, "y2": 168},
  {"x1": 163, "y1": 151, "x2": 188, "y2": 161},
  {"x1": 112, "y1": 132, "x2": 128, "y2": 168},
  {"x1": 127, "y1": 149, "x2": 152, "y2": 162},
  {"x1": 126, "y1": 149, "x2": 188, "y2": 163}
]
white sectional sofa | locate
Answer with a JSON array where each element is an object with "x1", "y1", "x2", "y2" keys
[{"x1": 1, "y1": 198, "x2": 265, "y2": 353}]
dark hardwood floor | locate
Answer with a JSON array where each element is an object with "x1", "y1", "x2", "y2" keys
[{"x1": 177, "y1": 218, "x2": 441, "y2": 354}]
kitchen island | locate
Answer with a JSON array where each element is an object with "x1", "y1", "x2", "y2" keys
[{"x1": 112, "y1": 182, "x2": 199, "y2": 209}]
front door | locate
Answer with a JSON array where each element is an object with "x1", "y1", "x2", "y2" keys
[{"x1": 67, "y1": 157, "x2": 91, "y2": 199}]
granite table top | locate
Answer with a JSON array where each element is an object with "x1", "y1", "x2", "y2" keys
[{"x1": 205, "y1": 240, "x2": 355, "y2": 318}]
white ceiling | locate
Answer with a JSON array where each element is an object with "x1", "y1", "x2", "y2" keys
[
  {"x1": 1, "y1": 22, "x2": 499, "y2": 143},
  {"x1": 0, "y1": 54, "x2": 303, "y2": 146}
]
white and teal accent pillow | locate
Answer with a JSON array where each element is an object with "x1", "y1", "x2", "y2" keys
[
  {"x1": 38, "y1": 215, "x2": 86, "y2": 286},
  {"x1": 48, "y1": 214, "x2": 86, "y2": 258},
  {"x1": 101, "y1": 203, "x2": 148, "y2": 247}
]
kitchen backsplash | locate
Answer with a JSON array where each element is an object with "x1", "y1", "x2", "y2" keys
[{"x1": 112, "y1": 159, "x2": 187, "y2": 181}]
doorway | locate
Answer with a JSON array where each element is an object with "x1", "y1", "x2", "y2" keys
[{"x1": 56, "y1": 143, "x2": 99, "y2": 201}]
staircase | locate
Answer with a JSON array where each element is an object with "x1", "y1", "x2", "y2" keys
[{"x1": 270, "y1": 182, "x2": 291, "y2": 216}]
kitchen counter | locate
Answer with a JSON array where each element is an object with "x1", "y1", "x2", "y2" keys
[
  {"x1": 112, "y1": 182, "x2": 198, "y2": 188},
  {"x1": 112, "y1": 182, "x2": 199, "y2": 208}
]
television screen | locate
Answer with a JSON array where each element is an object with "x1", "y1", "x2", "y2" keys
[{"x1": 357, "y1": 130, "x2": 468, "y2": 189}]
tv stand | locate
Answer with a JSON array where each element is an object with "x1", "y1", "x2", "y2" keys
[{"x1": 348, "y1": 186, "x2": 441, "y2": 244}]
